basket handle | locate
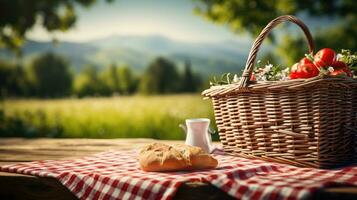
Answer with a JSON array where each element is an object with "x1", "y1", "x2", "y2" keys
[{"x1": 238, "y1": 15, "x2": 315, "y2": 89}]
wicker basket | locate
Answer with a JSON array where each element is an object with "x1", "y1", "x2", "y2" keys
[{"x1": 202, "y1": 15, "x2": 357, "y2": 168}]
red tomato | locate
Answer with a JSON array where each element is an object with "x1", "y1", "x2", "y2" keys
[
  {"x1": 313, "y1": 48, "x2": 336, "y2": 68},
  {"x1": 289, "y1": 63, "x2": 299, "y2": 79},
  {"x1": 331, "y1": 61, "x2": 353, "y2": 77},
  {"x1": 250, "y1": 73, "x2": 256, "y2": 81},
  {"x1": 290, "y1": 72, "x2": 297, "y2": 79},
  {"x1": 299, "y1": 57, "x2": 313, "y2": 65},
  {"x1": 296, "y1": 63, "x2": 319, "y2": 78}
]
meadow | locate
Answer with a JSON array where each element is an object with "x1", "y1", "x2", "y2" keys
[{"x1": 0, "y1": 95, "x2": 218, "y2": 140}]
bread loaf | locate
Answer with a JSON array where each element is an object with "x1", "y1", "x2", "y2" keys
[{"x1": 138, "y1": 143, "x2": 218, "y2": 172}]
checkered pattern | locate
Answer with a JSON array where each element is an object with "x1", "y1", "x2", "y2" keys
[{"x1": 1, "y1": 150, "x2": 357, "y2": 200}]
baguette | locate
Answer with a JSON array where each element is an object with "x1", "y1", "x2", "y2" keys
[{"x1": 138, "y1": 143, "x2": 218, "y2": 172}]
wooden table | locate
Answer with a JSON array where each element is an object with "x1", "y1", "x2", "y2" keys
[{"x1": 0, "y1": 138, "x2": 356, "y2": 200}]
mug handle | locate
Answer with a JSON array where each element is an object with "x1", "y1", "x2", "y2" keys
[{"x1": 179, "y1": 124, "x2": 187, "y2": 134}]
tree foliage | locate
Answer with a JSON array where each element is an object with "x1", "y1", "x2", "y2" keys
[
  {"x1": 0, "y1": 0, "x2": 113, "y2": 53},
  {"x1": 0, "y1": 60, "x2": 27, "y2": 97},
  {"x1": 1, "y1": 54, "x2": 202, "y2": 98},
  {"x1": 181, "y1": 60, "x2": 201, "y2": 92},
  {"x1": 73, "y1": 65, "x2": 107, "y2": 97},
  {"x1": 117, "y1": 65, "x2": 137, "y2": 94},
  {"x1": 100, "y1": 64, "x2": 120, "y2": 95},
  {"x1": 194, "y1": 0, "x2": 357, "y2": 66},
  {"x1": 28, "y1": 53, "x2": 73, "y2": 97},
  {"x1": 139, "y1": 57, "x2": 180, "y2": 94},
  {"x1": 194, "y1": 0, "x2": 356, "y2": 36},
  {"x1": 99, "y1": 64, "x2": 137, "y2": 95}
]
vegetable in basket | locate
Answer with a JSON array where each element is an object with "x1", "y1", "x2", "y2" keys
[
  {"x1": 313, "y1": 48, "x2": 336, "y2": 68},
  {"x1": 290, "y1": 48, "x2": 354, "y2": 79},
  {"x1": 210, "y1": 49, "x2": 356, "y2": 85},
  {"x1": 290, "y1": 57, "x2": 319, "y2": 79}
]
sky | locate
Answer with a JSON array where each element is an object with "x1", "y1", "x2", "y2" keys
[{"x1": 27, "y1": 0, "x2": 247, "y2": 43}]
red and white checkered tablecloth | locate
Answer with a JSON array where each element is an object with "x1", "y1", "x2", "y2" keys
[{"x1": 1, "y1": 150, "x2": 357, "y2": 200}]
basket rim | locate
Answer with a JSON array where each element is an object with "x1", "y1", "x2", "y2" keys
[{"x1": 202, "y1": 75, "x2": 357, "y2": 97}]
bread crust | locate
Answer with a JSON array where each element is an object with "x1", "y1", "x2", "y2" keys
[{"x1": 138, "y1": 143, "x2": 218, "y2": 172}]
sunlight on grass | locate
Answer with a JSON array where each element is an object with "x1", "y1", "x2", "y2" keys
[{"x1": 2, "y1": 95, "x2": 216, "y2": 140}]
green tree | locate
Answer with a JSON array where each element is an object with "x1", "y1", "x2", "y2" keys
[
  {"x1": 74, "y1": 65, "x2": 109, "y2": 97},
  {"x1": 194, "y1": 0, "x2": 357, "y2": 66},
  {"x1": 139, "y1": 57, "x2": 180, "y2": 94},
  {"x1": 181, "y1": 60, "x2": 201, "y2": 93},
  {"x1": 0, "y1": 0, "x2": 113, "y2": 53},
  {"x1": 0, "y1": 60, "x2": 28, "y2": 97},
  {"x1": 99, "y1": 64, "x2": 136, "y2": 95},
  {"x1": 118, "y1": 66, "x2": 137, "y2": 94},
  {"x1": 28, "y1": 53, "x2": 72, "y2": 97},
  {"x1": 100, "y1": 64, "x2": 120, "y2": 94}
]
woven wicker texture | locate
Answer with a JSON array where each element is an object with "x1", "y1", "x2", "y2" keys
[{"x1": 202, "y1": 15, "x2": 357, "y2": 168}]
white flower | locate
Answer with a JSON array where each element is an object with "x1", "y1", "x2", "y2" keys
[
  {"x1": 233, "y1": 74, "x2": 239, "y2": 83},
  {"x1": 328, "y1": 67, "x2": 334, "y2": 72},
  {"x1": 281, "y1": 76, "x2": 289, "y2": 81},
  {"x1": 263, "y1": 64, "x2": 273, "y2": 73},
  {"x1": 336, "y1": 53, "x2": 343, "y2": 61}
]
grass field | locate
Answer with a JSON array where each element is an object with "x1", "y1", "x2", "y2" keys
[{"x1": 1, "y1": 95, "x2": 217, "y2": 140}]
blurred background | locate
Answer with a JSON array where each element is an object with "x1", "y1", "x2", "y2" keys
[{"x1": 0, "y1": 0, "x2": 356, "y2": 139}]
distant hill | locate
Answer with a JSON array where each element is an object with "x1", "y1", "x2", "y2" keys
[
  {"x1": 0, "y1": 34, "x2": 263, "y2": 77},
  {"x1": 0, "y1": 40, "x2": 98, "y2": 73}
]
